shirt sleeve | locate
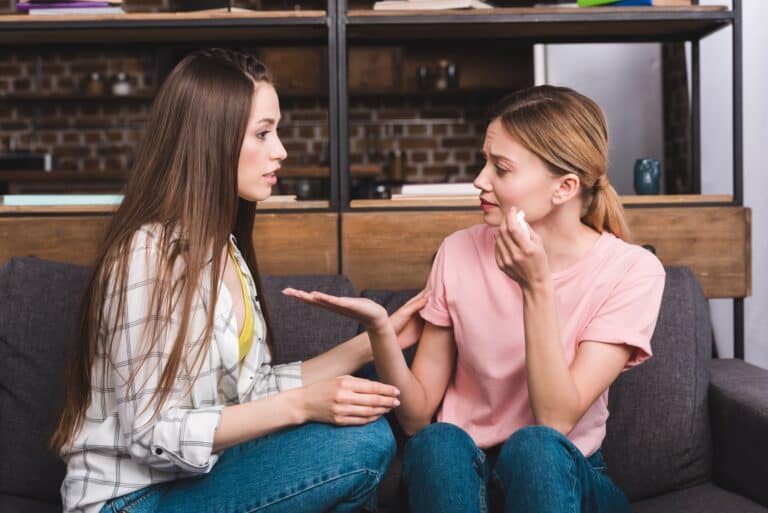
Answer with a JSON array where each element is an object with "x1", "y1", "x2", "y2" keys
[
  {"x1": 578, "y1": 254, "x2": 666, "y2": 371},
  {"x1": 245, "y1": 360, "x2": 304, "y2": 402},
  {"x1": 420, "y1": 239, "x2": 452, "y2": 327},
  {"x1": 107, "y1": 234, "x2": 223, "y2": 475}
]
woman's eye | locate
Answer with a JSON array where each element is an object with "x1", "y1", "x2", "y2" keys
[
  {"x1": 494, "y1": 165, "x2": 507, "y2": 175},
  {"x1": 256, "y1": 131, "x2": 269, "y2": 141}
]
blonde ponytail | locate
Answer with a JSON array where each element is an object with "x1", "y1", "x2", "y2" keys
[{"x1": 582, "y1": 174, "x2": 632, "y2": 242}]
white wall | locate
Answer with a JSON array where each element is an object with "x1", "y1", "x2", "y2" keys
[
  {"x1": 537, "y1": 44, "x2": 664, "y2": 196},
  {"x1": 537, "y1": 0, "x2": 767, "y2": 367}
]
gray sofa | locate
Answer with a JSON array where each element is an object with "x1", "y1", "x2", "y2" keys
[{"x1": 1, "y1": 256, "x2": 767, "y2": 513}]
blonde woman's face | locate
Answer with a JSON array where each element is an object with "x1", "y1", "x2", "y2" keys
[
  {"x1": 237, "y1": 84, "x2": 287, "y2": 202},
  {"x1": 473, "y1": 118, "x2": 557, "y2": 227}
]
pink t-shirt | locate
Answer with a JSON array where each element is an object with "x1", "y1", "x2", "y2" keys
[{"x1": 420, "y1": 223, "x2": 665, "y2": 457}]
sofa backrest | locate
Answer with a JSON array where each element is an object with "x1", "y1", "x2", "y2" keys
[
  {"x1": 0, "y1": 257, "x2": 713, "y2": 505},
  {"x1": 602, "y1": 266, "x2": 713, "y2": 500},
  {"x1": 0, "y1": 256, "x2": 359, "y2": 506}
]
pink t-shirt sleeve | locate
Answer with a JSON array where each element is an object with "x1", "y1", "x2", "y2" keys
[
  {"x1": 579, "y1": 254, "x2": 666, "y2": 371},
  {"x1": 420, "y1": 240, "x2": 452, "y2": 327}
]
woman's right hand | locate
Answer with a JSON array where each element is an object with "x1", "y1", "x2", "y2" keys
[{"x1": 299, "y1": 375, "x2": 400, "y2": 426}]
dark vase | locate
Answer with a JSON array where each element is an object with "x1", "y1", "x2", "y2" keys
[{"x1": 633, "y1": 158, "x2": 661, "y2": 195}]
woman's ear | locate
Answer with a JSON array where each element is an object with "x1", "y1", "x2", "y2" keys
[{"x1": 552, "y1": 173, "x2": 581, "y2": 206}]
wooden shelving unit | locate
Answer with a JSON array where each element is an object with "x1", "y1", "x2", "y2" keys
[{"x1": 0, "y1": 1, "x2": 749, "y2": 355}]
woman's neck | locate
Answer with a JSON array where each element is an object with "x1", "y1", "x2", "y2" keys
[{"x1": 531, "y1": 210, "x2": 602, "y2": 274}]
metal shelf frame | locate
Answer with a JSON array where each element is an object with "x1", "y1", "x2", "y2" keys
[{"x1": 0, "y1": 0, "x2": 745, "y2": 355}]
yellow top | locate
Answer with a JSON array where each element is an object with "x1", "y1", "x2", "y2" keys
[{"x1": 228, "y1": 242, "x2": 254, "y2": 361}]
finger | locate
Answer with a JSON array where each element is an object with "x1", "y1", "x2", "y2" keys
[
  {"x1": 344, "y1": 391, "x2": 401, "y2": 408},
  {"x1": 334, "y1": 404, "x2": 393, "y2": 418},
  {"x1": 340, "y1": 376, "x2": 400, "y2": 397},
  {"x1": 333, "y1": 415, "x2": 382, "y2": 426},
  {"x1": 495, "y1": 234, "x2": 513, "y2": 267}
]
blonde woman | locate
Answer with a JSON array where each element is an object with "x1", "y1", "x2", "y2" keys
[
  {"x1": 50, "y1": 49, "x2": 427, "y2": 513},
  {"x1": 286, "y1": 85, "x2": 665, "y2": 513}
]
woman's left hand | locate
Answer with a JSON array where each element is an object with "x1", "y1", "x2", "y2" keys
[
  {"x1": 282, "y1": 289, "x2": 391, "y2": 332},
  {"x1": 495, "y1": 207, "x2": 550, "y2": 291}
]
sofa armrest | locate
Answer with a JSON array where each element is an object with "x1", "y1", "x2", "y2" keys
[{"x1": 709, "y1": 358, "x2": 768, "y2": 507}]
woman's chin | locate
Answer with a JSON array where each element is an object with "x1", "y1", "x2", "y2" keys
[{"x1": 482, "y1": 211, "x2": 503, "y2": 226}]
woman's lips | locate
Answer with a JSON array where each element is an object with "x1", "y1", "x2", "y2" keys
[
  {"x1": 480, "y1": 199, "x2": 498, "y2": 212},
  {"x1": 264, "y1": 172, "x2": 278, "y2": 185}
]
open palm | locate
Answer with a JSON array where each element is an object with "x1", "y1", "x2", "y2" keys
[{"x1": 282, "y1": 288, "x2": 389, "y2": 329}]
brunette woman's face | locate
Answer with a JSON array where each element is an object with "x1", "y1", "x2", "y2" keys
[
  {"x1": 473, "y1": 118, "x2": 558, "y2": 227},
  {"x1": 237, "y1": 83, "x2": 287, "y2": 202}
]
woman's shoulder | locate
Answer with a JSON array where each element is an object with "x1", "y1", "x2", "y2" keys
[{"x1": 601, "y1": 232, "x2": 665, "y2": 278}]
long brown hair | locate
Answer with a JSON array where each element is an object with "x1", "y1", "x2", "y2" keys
[
  {"x1": 489, "y1": 85, "x2": 631, "y2": 241},
  {"x1": 51, "y1": 49, "x2": 277, "y2": 453}
]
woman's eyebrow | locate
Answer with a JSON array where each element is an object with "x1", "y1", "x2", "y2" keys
[{"x1": 489, "y1": 153, "x2": 516, "y2": 166}]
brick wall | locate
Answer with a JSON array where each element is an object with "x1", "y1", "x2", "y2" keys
[{"x1": 1, "y1": 48, "x2": 493, "y2": 186}]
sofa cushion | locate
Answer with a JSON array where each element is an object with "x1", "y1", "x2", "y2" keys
[
  {"x1": 262, "y1": 274, "x2": 359, "y2": 364},
  {"x1": 0, "y1": 494, "x2": 63, "y2": 513},
  {"x1": 0, "y1": 257, "x2": 88, "y2": 504},
  {"x1": 632, "y1": 482, "x2": 768, "y2": 513},
  {"x1": 603, "y1": 266, "x2": 712, "y2": 500}
]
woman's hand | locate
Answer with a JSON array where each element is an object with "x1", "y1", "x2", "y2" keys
[
  {"x1": 299, "y1": 375, "x2": 400, "y2": 426},
  {"x1": 282, "y1": 289, "x2": 390, "y2": 331},
  {"x1": 390, "y1": 289, "x2": 428, "y2": 349},
  {"x1": 495, "y1": 207, "x2": 551, "y2": 292}
]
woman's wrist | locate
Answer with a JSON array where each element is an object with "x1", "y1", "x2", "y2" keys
[
  {"x1": 286, "y1": 387, "x2": 309, "y2": 425},
  {"x1": 522, "y1": 278, "x2": 554, "y2": 302}
]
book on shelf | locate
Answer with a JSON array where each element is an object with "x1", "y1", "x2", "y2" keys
[
  {"x1": 577, "y1": 0, "x2": 690, "y2": 6},
  {"x1": 373, "y1": 0, "x2": 493, "y2": 10},
  {"x1": 390, "y1": 194, "x2": 479, "y2": 201},
  {"x1": 17, "y1": 0, "x2": 125, "y2": 14},
  {"x1": 260, "y1": 194, "x2": 298, "y2": 203},
  {"x1": 395, "y1": 182, "x2": 478, "y2": 196},
  {"x1": 0, "y1": 194, "x2": 124, "y2": 206}
]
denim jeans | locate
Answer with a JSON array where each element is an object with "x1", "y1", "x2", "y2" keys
[
  {"x1": 100, "y1": 418, "x2": 395, "y2": 513},
  {"x1": 402, "y1": 422, "x2": 633, "y2": 513}
]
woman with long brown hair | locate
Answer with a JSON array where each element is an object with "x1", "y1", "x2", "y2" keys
[
  {"x1": 286, "y1": 85, "x2": 666, "y2": 513},
  {"x1": 51, "y1": 48, "x2": 426, "y2": 513}
]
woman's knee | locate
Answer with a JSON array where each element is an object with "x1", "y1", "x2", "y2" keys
[
  {"x1": 403, "y1": 423, "x2": 481, "y2": 477},
  {"x1": 338, "y1": 417, "x2": 396, "y2": 476},
  {"x1": 494, "y1": 426, "x2": 577, "y2": 485}
]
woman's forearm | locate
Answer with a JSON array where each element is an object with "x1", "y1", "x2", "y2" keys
[
  {"x1": 367, "y1": 321, "x2": 432, "y2": 434},
  {"x1": 522, "y1": 281, "x2": 581, "y2": 434},
  {"x1": 300, "y1": 332, "x2": 372, "y2": 386},
  {"x1": 212, "y1": 388, "x2": 305, "y2": 453}
]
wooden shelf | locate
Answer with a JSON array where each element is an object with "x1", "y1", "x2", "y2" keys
[
  {"x1": 346, "y1": 6, "x2": 732, "y2": 42},
  {"x1": 350, "y1": 194, "x2": 735, "y2": 209},
  {"x1": 0, "y1": 92, "x2": 156, "y2": 102},
  {"x1": 0, "y1": 10, "x2": 328, "y2": 44},
  {"x1": 279, "y1": 164, "x2": 383, "y2": 178},
  {"x1": 0, "y1": 199, "x2": 329, "y2": 214}
]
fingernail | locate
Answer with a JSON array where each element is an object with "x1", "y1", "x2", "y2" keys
[
  {"x1": 394, "y1": 399, "x2": 401, "y2": 407},
  {"x1": 394, "y1": 388, "x2": 401, "y2": 396}
]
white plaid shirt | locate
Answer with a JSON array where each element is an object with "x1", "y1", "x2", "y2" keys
[{"x1": 61, "y1": 223, "x2": 303, "y2": 513}]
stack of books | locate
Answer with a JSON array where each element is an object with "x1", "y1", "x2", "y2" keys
[
  {"x1": 373, "y1": 0, "x2": 493, "y2": 11},
  {"x1": 577, "y1": 0, "x2": 691, "y2": 6},
  {"x1": 16, "y1": 0, "x2": 125, "y2": 15}
]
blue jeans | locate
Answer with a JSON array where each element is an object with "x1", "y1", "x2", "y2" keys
[
  {"x1": 100, "y1": 418, "x2": 395, "y2": 513},
  {"x1": 402, "y1": 423, "x2": 632, "y2": 513}
]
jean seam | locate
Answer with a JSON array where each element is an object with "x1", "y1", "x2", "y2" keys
[
  {"x1": 244, "y1": 468, "x2": 381, "y2": 513},
  {"x1": 115, "y1": 487, "x2": 161, "y2": 513},
  {"x1": 567, "y1": 453, "x2": 579, "y2": 513}
]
